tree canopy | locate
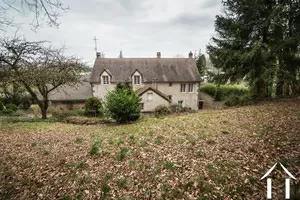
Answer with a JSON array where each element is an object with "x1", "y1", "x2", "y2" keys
[
  {"x1": 195, "y1": 50, "x2": 206, "y2": 77},
  {"x1": 207, "y1": 0, "x2": 300, "y2": 99},
  {"x1": 0, "y1": 37, "x2": 88, "y2": 119}
]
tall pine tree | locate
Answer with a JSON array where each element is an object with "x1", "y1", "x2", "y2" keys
[
  {"x1": 195, "y1": 50, "x2": 206, "y2": 77},
  {"x1": 207, "y1": 0, "x2": 300, "y2": 99}
]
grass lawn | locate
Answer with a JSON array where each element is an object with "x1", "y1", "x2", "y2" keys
[{"x1": 0, "y1": 99, "x2": 299, "y2": 199}]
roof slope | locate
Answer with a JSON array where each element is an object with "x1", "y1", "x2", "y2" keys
[
  {"x1": 48, "y1": 75, "x2": 92, "y2": 101},
  {"x1": 90, "y1": 58, "x2": 201, "y2": 83},
  {"x1": 136, "y1": 85, "x2": 171, "y2": 102}
]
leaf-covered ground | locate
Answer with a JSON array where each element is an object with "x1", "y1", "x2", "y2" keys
[{"x1": 0, "y1": 99, "x2": 300, "y2": 200}]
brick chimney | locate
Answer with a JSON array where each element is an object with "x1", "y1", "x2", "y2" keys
[
  {"x1": 96, "y1": 52, "x2": 101, "y2": 58},
  {"x1": 188, "y1": 51, "x2": 193, "y2": 59},
  {"x1": 157, "y1": 52, "x2": 161, "y2": 58}
]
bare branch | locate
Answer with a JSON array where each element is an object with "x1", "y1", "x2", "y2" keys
[
  {"x1": 0, "y1": 0, "x2": 69, "y2": 31},
  {"x1": 0, "y1": 37, "x2": 87, "y2": 119}
]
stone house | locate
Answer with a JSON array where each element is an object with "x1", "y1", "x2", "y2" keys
[{"x1": 90, "y1": 52, "x2": 201, "y2": 112}]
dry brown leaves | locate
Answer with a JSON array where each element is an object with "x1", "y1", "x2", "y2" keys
[{"x1": 0, "y1": 98, "x2": 299, "y2": 199}]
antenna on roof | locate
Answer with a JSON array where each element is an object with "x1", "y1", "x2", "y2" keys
[{"x1": 93, "y1": 36, "x2": 98, "y2": 52}]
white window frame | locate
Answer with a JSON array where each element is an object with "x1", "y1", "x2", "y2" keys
[
  {"x1": 178, "y1": 100, "x2": 183, "y2": 105},
  {"x1": 102, "y1": 76, "x2": 109, "y2": 85},
  {"x1": 180, "y1": 84, "x2": 186, "y2": 93},
  {"x1": 134, "y1": 75, "x2": 140, "y2": 85},
  {"x1": 147, "y1": 92, "x2": 153, "y2": 101},
  {"x1": 188, "y1": 84, "x2": 194, "y2": 93}
]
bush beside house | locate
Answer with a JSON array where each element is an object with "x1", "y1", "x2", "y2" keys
[
  {"x1": 154, "y1": 105, "x2": 171, "y2": 117},
  {"x1": 154, "y1": 103, "x2": 194, "y2": 117},
  {"x1": 84, "y1": 97, "x2": 103, "y2": 117},
  {"x1": 105, "y1": 87, "x2": 141, "y2": 123}
]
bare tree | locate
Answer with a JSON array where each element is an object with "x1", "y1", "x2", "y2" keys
[
  {"x1": 0, "y1": 37, "x2": 88, "y2": 119},
  {"x1": 0, "y1": 0, "x2": 68, "y2": 30}
]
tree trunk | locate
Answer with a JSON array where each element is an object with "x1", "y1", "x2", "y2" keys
[
  {"x1": 41, "y1": 108, "x2": 47, "y2": 119},
  {"x1": 39, "y1": 100, "x2": 49, "y2": 119},
  {"x1": 256, "y1": 79, "x2": 265, "y2": 100},
  {"x1": 276, "y1": 80, "x2": 284, "y2": 97},
  {"x1": 276, "y1": 60, "x2": 284, "y2": 97}
]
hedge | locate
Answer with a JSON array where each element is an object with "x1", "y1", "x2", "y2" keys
[{"x1": 200, "y1": 83, "x2": 249, "y2": 101}]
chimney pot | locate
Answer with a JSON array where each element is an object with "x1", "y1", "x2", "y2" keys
[
  {"x1": 189, "y1": 51, "x2": 193, "y2": 59},
  {"x1": 157, "y1": 52, "x2": 161, "y2": 58},
  {"x1": 96, "y1": 52, "x2": 101, "y2": 58}
]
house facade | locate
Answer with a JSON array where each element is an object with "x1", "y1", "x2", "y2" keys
[{"x1": 90, "y1": 52, "x2": 201, "y2": 112}]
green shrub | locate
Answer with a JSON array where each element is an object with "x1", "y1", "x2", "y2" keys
[
  {"x1": 84, "y1": 97, "x2": 103, "y2": 117},
  {"x1": 2, "y1": 109, "x2": 14, "y2": 115},
  {"x1": 29, "y1": 104, "x2": 40, "y2": 117},
  {"x1": 0, "y1": 100, "x2": 4, "y2": 111},
  {"x1": 214, "y1": 86, "x2": 222, "y2": 101},
  {"x1": 169, "y1": 104, "x2": 193, "y2": 114},
  {"x1": 224, "y1": 95, "x2": 240, "y2": 106},
  {"x1": 51, "y1": 108, "x2": 86, "y2": 120},
  {"x1": 67, "y1": 109, "x2": 86, "y2": 116},
  {"x1": 200, "y1": 84, "x2": 217, "y2": 97},
  {"x1": 169, "y1": 104, "x2": 184, "y2": 113},
  {"x1": 5, "y1": 103, "x2": 18, "y2": 111},
  {"x1": 20, "y1": 96, "x2": 32, "y2": 110},
  {"x1": 105, "y1": 88, "x2": 141, "y2": 123},
  {"x1": 224, "y1": 95, "x2": 252, "y2": 107},
  {"x1": 154, "y1": 105, "x2": 171, "y2": 117},
  {"x1": 50, "y1": 107, "x2": 64, "y2": 119},
  {"x1": 201, "y1": 84, "x2": 249, "y2": 101}
]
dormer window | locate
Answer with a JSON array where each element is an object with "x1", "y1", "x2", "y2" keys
[
  {"x1": 103, "y1": 76, "x2": 109, "y2": 84},
  {"x1": 134, "y1": 75, "x2": 140, "y2": 85}
]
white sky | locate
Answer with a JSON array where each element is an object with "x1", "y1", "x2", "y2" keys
[{"x1": 2, "y1": 0, "x2": 223, "y2": 66}]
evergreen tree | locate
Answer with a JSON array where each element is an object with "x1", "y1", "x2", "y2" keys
[
  {"x1": 207, "y1": 0, "x2": 300, "y2": 99},
  {"x1": 195, "y1": 50, "x2": 206, "y2": 77}
]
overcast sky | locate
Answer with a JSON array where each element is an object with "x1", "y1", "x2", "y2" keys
[{"x1": 4, "y1": 0, "x2": 222, "y2": 66}]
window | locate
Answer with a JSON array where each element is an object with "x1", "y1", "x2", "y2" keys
[
  {"x1": 147, "y1": 92, "x2": 153, "y2": 101},
  {"x1": 169, "y1": 82, "x2": 172, "y2": 87},
  {"x1": 168, "y1": 95, "x2": 172, "y2": 100},
  {"x1": 140, "y1": 103, "x2": 144, "y2": 110},
  {"x1": 134, "y1": 75, "x2": 140, "y2": 85},
  {"x1": 102, "y1": 76, "x2": 109, "y2": 84},
  {"x1": 188, "y1": 84, "x2": 194, "y2": 92},
  {"x1": 180, "y1": 84, "x2": 186, "y2": 92},
  {"x1": 178, "y1": 100, "x2": 183, "y2": 105}
]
